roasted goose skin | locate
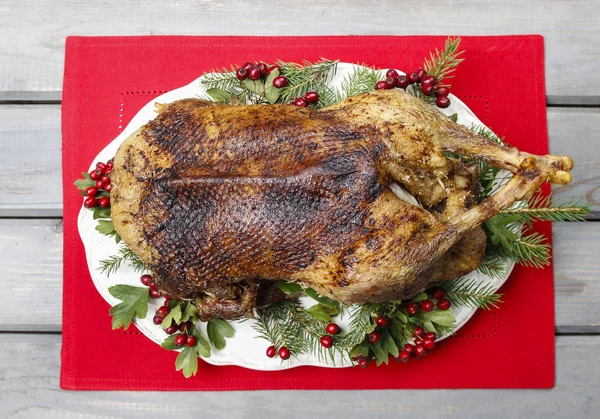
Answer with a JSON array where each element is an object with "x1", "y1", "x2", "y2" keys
[{"x1": 111, "y1": 89, "x2": 573, "y2": 320}]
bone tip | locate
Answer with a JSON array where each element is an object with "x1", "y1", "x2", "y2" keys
[
  {"x1": 561, "y1": 156, "x2": 574, "y2": 170},
  {"x1": 553, "y1": 170, "x2": 572, "y2": 185},
  {"x1": 520, "y1": 157, "x2": 537, "y2": 170}
]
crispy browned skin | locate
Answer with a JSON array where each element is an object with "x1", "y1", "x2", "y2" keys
[{"x1": 111, "y1": 90, "x2": 573, "y2": 320}]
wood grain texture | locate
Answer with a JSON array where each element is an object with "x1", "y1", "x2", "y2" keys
[
  {"x1": 1, "y1": 105, "x2": 599, "y2": 217},
  {"x1": 0, "y1": 0, "x2": 599, "y2": 102},
  {"x1": 0, "y1": 334, "x2": 598, "y2": 418},
  {"x1": 0, "y1": 219, "x2": 598, "y2": 332}
]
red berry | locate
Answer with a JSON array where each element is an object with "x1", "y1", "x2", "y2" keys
[
  {"x1": 186, "y1": 335, "x2": 197, "y2": 347},
  {"x1": 436, "y1": 96, "x2": 451, "y2": 108},
  {"x1": 104, "y1": 165, "x2": 113, "y2": 175},
  {"x1": 398, "y1": 350, "x2": 410, "y2": 363},
  {"x1": 278, "y1": 346, "x2": 291, "y2": 360},
  {"x1": 421, "y1": 300, "x2": 434, "y2": 312},
  {"x1": 89, "y1": 170, "x2": 101, "y2": 181},
  {"x1": 174, "y1": 334, "x2": 186, "y2": 346},
  {"x1": 424, "y1": 332, "x2": 437, "y2": 341},
  {"x1": 326, "y1": 323, "x2": 340, "y2": 335},
  {"x1": 266, "y1": 345, "x2": 276, "y2": 358},
  {"x1": 149, "y1": 288, "x2": 160, "y2": 298},
  {"x1": 407, "y1": 72, "x2": 419, "y2": 84},
  {"x1": 156, "y1": 306, "x2": 169, "y2": 318},
  {"x1": 320, "y1": 335, "x2": 334, "y2": 348},
  {"x1": 293, "y1": 98, "x2": 307, "y2": 107},
  {"x1": 268, "y1": 65, "x2": 279, "y2": 74},
  {"x1": 163, "y1": 297, "x2": 171, "y2": 307},
  {"x1": 140, "y1": 274, "x2": 152, "y2": 286},
  {"x1": 431, "y1": 288, "x2": 445, "y2": 300},
  {"x1": 100, "y1": 176, "x2": 111, "y2": 186},
  {"x1": 98, "y1": 196, "x2": 110, "y2": 208},
  {"x1": 96, "y1": 162, "x2": 107, "y2": 171},
  {"x1": 241, "y1": 62, "x2": 254, "y2": 71},
  {"x1": 416, "y1": 68, "x2": 427, "y2": 81},
  {"x1": 396, "y1": 75, "x2": 409, "y2": 89},
  {"x1": 385, "y1": 76, "x2": 397, "y2": 87},
  {"x1": 375, "y1": 80, "x2": 392, "y2": 90},
  {"x1": 437, "y1": 298, "x2": 451, "y2": 310},
  {"x1": 165, "y1": 324, "x2": 178, "y2": 335},
  {"x1": 248, "y1": 67, "x2": 261, "y2": 81},
  {"x1": 368, "y1": 332, "x2": 381, "y2": 343},
  {"x1": 404, "y1": 344, "x2": 414, "y2": 355},
  {"x1": 179, "y1": 321, "x2": 193, "y2": 333},
  {"x1": 84, "y1": 197, "x2": 98, "y2": 208},
  {"x1": 421, "y1": 84, "x2": 435, "y2": 96},
  {"x1": 96, "y1": 180, "x2": 105, "y2": 189},
  {"x1": 104, "y1": 183, "x2": 112, "y2": 192},
  {"x1": 421, "y1": 75, "x2": 436, "y2": 86},
  {"x1": 235, "y1": 67, "x2": 248, "y2": 81},
  {"x1": 152, "y1": 315, "x2": 163, "y2": 325},
  {"x1": 375, "y1": 316, "x2": 388, "y2": 327},
  {"x1": 423, "y1": 338, "x2": 435, "y2": 350},
  {"x1": 407, "y1": 303, "x2": 418, "y2": 315},
  {"x1": 414, "y1": 326, "x2": 424, "y2": 338},
  {"x1": 385, "y1": 69, "x2": 399, "y2": 79},
  {"x1": 414, "y1": 344, "x2": 426, "y2": 357},
  {"x1": 272, "y1": 76, "x2": 287, "y2": 88},
  {"x1": 257, "y1": 62, "x2": 268, "y2": 76},
  {"x1": 435, "y1": 87, "x2": 450, "y2": 97},
  {"x1": 357, "y1": 358, "x2": 368, "y2": 368},
  {"x1": 85, "y1": 186, "x2": 98, "y2": 197},
  {"x1": 304, "y1": 91, "x2": 319, "y2": 104}
]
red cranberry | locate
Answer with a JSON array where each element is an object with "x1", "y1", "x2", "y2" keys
[
  {"x1": 266, "y1": 345, "x2": 277, "y2": 358},
  {"x1": 165, "y1": 324, "x2": 178, "y2": 335},
  {"x1": 98, "y1": 196, "x2": 110, "y2": 208},
  {"x1": 421, "y1": 300, "x2": 434, "y2": 312},
  {"x1": 436, "y1": 96, "x2": 451, "y2": 108},
  {"x1": 267, "y1": 65, "x2": 279, "y2": 74},
  {"x1": 104, "y1": 165, "x2": 113, "y2": 175},
  {"x1": 375, "y1": 80, "x2": 392, "y2": 90},
  {"x1": 293, "y1": 98, "x2": 307, "y2": 107},
  {"x1": 163, "y1": 297, "x2": 171, "y2": 307},
  {"x1": 385, "y1": 76, "x2": 397, "y2": 88},
  {"x1": 85, "y1": 186, "x2": 98, "y2": 197},
  {"x1": 174, "y1": 334, "x2": 186, "y2": 346},
  {"x1": 241, "y1": 62, "x2": 254, "y2": 71},
  {"x1": 320, "y1": 335, "x2": 333, "y2": 348},
  {"x1": 435, "y1": 87, "x2": 450, "y2": 97},
  {"x1": 89, "y1": 170, "x2": 101, "y2": 181},
  {"x1": 423, "y1": 338, "x2": 435, "y2": 350},
  {"x1": 84, "y1": 197, "x2": 98, "y2": 208},
  {"x1": 100, "y1": 176, "x2": 111, "y2": 186},
  {"x1": 437, "y1": 298, "x2": 452, "y2": 310},
  {"x1": 407, "y1": 72, "x2": 419, "y2": 84},
  {"x1": 95, "y1": 180, "x2": 105, "y2": 190},
  {"x1": 421, "y1": 84, "x2": 435, "y2": 96},
  {"x1": 414, "y1": 344, "x2": 426, "y2": 357},
  {"x1": 236, "y1": 67, "x2": 248, "y2": 81},
  {"x1": 396, "y1": 75, "x2": 409, "y2": 89},
  {"x1": 149, "y1": 288, "x2": 160, "y2": 298},
  {"x1": 272, "y1": 76, "x2": 287, "y2": 88},
  {"x1": 152, "y1": 315, "x2": 163, "y2": 325},
  {"x1": 431, "y1": 288, "x2": 445, "y2": 300},
  {"x1": 368, "y1": 332, "x2": 381, "y2": 343},
  {"x1": 414, "y1": 326, "x2": 424, "y2": 338},
  {"x1": 404, "y1": 344, "x2": 414, "y2": 355},
  {"x1": 326, "y1": 323, "x2": 340, "y2": 335},
  {"x1": 96, "y1": 162, "x2": 106, "y2": 171},
  {"x1": 140, "y1": 274, "x2": 152, "y2": 286},
  {"x1": 407, "y1": 303, "x2": 418, "y2": 315},
  {"x1": 398, "y1": 350, "x2": 410, "y2": 363},
  {"x1": 421, "y1": 75, "x2": 436, "y2": 86},
  {"x1": 424, "y1": 332, "x2": 437, "y2": 340},
  {"x1": 278, "y1": 346, "x2": 291, "y2": 360},
  {"x1": 416, "y1": 68, "x2": 427, "y2": 81},
  {"x1": 357, "y1": 358, "x2": 368, "y2": 368},
  {"x1": 179, "y1": 321, "x2": 193, "y2": 333},
  {"x1": 104, "y1": 183, "x2": 112, "y2": 193},
  {"x1": 187, "y1": 335, "x2": 197, "y2": 347},
  {"x1": 304, "y1": 91, "x2": 319, "y2": 103},
  {"x1": 156, "y1": 306, "x2": 169, "y2": 318},
  {"x1": 385, "y1": 69, "x2": 399, "y2": 79},
  {"x1": 248, "y1": 67, "x2": 261, "y2": 81},
  {"x1": 257, "y1": 62, "x2": 269, "y2": 76},
  {"x1": 375, "y1": 316, "x2": 388, "y2": 327}
]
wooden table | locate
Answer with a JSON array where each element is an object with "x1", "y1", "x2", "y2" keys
[{"x1": 1, "y1": 1, "x2": 599, "y2": 417}]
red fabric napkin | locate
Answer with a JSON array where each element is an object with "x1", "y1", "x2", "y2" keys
[{"x1": 61, "y1": 35, "x2": 553, "y2": 390}]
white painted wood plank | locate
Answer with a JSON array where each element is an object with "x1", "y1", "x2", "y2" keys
[
  {"x1": 0, "y1": 0, "x2": 599, "y2": 101},
  {"x1": 0, "y1": 219, "x2": 597, "y2": 332},
  {"x1": 0, "y1": 334, "x2": 598, "y2": 418},
  {"x1": 1, "y1": 105, "x2": 599, "y2": 216}
]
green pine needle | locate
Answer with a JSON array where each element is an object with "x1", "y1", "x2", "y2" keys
[
  {"x1": 277, "y1": 59, "x2": 338, "y2": 106},
  {"x1": 98, "y1": 245, "x2": 147, "y2": 277},
  {"x1": 423, "y1": 37, "x2": 465, "y2": 85},
  {"x1": 336, "y1": 65, "x2": 383, "y2": 102},
  {"x1": 500, "y1": 192, "x2": 590, "y2": 223},
  {"x1": 437, "y1": 278, "x2": 503, "y2": 310}
]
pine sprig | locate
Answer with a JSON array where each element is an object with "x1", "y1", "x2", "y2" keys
[
  {"x1": 277, "y1": 59, "x2": 338, "y2": 106},
  {"x1": 500, "y1": 192, "x2": 590, "y2": 222},
  {"x1": 336, "y1": 65, "x2": 383, "y2": 102},
  {"x1": 436, "y1": 278, "x2": 503, "y2": 310},
  {"x1": 423, "y1": 37, "x2": 464, "y2": 85},
  {"x1": 98, "y1": 244, "x2": 147, "y2": 277}
]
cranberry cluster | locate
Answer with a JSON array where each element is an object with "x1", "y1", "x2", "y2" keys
[
  {"x1": 406, "y1": 287, "x2": 452, "y2": 316},
  {"x1": 140, "y1": 273, "x2": 161, "y2": 299},
  {"x1": 319, "y1": 322, "x2": 340, "y2": 349},
  {"x1": 266, "y1": 345, "x2": 291, "y2": 360},
  {"x1": 235, "y1": 61, "x2": 288, "y2": 87},
  {"x1": 84, "y1": 160, "x2": 113, "y2": 208},
  {"x1": 376, "y1": 68, "x2": 451, "y2": 109},
  {"x1": 292, "y1": 91, "x2": 319, "y2": 107},
  {"x1": 397, "y1": 329, "x2": 438, "y2": 363}
]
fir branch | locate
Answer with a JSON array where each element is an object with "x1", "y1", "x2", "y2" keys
[
  {"x1": 423, "y1": 37, "x2": 465, "y2": 85},
  {"x1": 98, "y1": 245, "x2": 147, "y2": 277},
  {"x1": 277, "y1": 59, "x2": 338, "y2": 106},
  {"x1": 510, "y1": 230, "x2": 551, "y2": 268},
  {"x1": 500, "y1": 192, "x2": 590, "y2": 222},
  {"x1": 336, "y1": 65, "x2": 382, "y2": 102},
  {"x1": 436, "y1": 278, "x2": 503, "y2": 310},
  {"x1": 476, "y1": 254, "x2": 509, "y2": 279},
  {"x1": 336, "y1": 304, "x2": 375, "y2": 348}
]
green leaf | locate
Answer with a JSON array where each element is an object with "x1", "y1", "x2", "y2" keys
[
  {"x1": 243, "y1": 78, "x2": 266, "y2": 96},
  {"x1": 93, "y1": 207, "x2": 111, "y2": 220},
  {"x1": 175, "y1": 346, "x2": 199, "y2": 378},
  {"x1": 409, "y1": 292, "x2": 428, "y2": 302},
  {"x1": 349, "y1": 338, "x2": 370, "y2": 358},
  {"x1": 264, "y1": 68, "x2": 282, "y2": 104},
  {"x1": 161, "y1": 334, "x2": 180, "y2": 350},
  {"x1": 192, "y1": 329, "x2": 211, "y2": 358},
  {"x1": 161, "y1": 303, "x2": 183, "y2": 329},
  {"x1": 389, "y1": 317, "x2": 405, "y2": 341},
  {"x1": 180, "y1": 301, "x2": 198, "y2": 323},
  {"x1": 206, "y1": 87, "x2": 232, "y2": 104},
  {"x1": 371, "y1": 340, "x2": 388, "y2": 366},
  {"x1": 305, "y1": 288, "x2": 339, "y2": 309},
  {"x1": 450, "y1": 113, "x2": 458, "y2": 122},
  {"x1": 207, "y1": 318, "x2": 235, "y2": 350},
  {"x1": 108, "y1": 285, "x2": 149, "y2": 330},
  {"x1": 423, "y1": 320, "x2": 437, "y2": 333},
  {"x1": 74, "y1": 178, "x2": 94, "y2": 191},
  {"x1": 382, "y1": 330, "x2": 399, "y2": 358},
  {"x1": 278, "y1": 280, "x2": 303, "y2": 294},
  {"x1": 420, "y1": 310, "x2": 456, "y2": 327},
  {"x1": 82, "y1": 171, "x2": 93, "y2": 182},
  {"x1": 305, "y1": 303, "x2": 338, "y2": 322},
  {"x1": 96, "y1": 219, "x2": 115, "y2": 235},
  {"x1": 115, "y1": 233, "x2": 122, "y2": 244},
  {"x1": 96, "y1": 190, "x2": 111, "y2": 198}
]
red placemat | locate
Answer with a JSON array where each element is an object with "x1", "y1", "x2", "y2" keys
[{"x1": 61, "y1": 35, "x2": 553, "y2": 390}]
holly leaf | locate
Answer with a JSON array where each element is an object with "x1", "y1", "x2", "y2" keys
[
  {"x1": 108, "y1": 285, "x2": 149, "y2": 330},
  {"x1": 207, "y1": 318, "x2": 235, "y2": 350},
  {"x1": 175, "y1": 345, "x2": 199, "y2": 378},
  {"x1": 305, "y1": 303, "x2": 339, "y2": 322},
  {"x1": 96, "y1": 219, "x2": 115, "y2": 235},
  {"x1": 278, "y1": 280, "x2": 303, "y2": 294},
  {"x1": 206, "y1": 88, "x2": 232, "y2": 104},
  {"x1": 264, "y1": 68, "x2": 282, "y2": 104},
  {"x1": 420, "y1": 310, "x2": 456, "y2": 327},
  {"x1": 161, "y1": 303, "x2": 182, "y2": 329},
  {"x1": 304, "y1": 288, "x2": 339, "y2": 309}
]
